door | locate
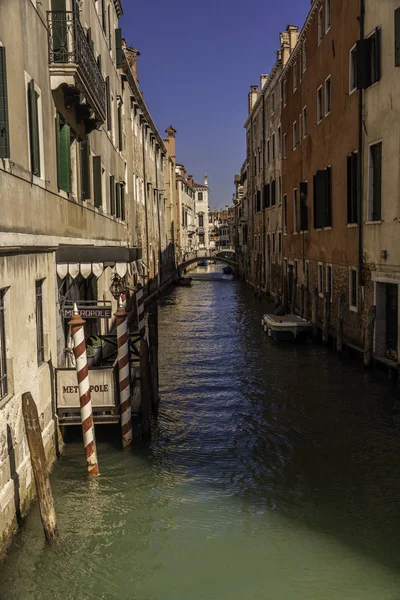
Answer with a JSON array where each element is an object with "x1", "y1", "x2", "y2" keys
[{"x1": 386, "y1": 283, "x2": 398, "y2": 356}]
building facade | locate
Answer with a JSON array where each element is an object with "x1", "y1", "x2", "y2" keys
[{"x1": 188, "y1": 174, "x2": 210, "y2": 251}]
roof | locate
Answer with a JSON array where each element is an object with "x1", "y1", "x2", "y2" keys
[
  {"x1": 192, "y1": 182, "x2": 208, "y2": 189},
  {"x1": 113, "y1": 0, "x2": 123, "y2": 18}
]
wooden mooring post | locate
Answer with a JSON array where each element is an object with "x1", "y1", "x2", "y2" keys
[
  {"x1": 337, "y1": 293, "x2": 345, "y2": 354},
  {"x1": 148, "y1": 303, "x2": 159, "y2": 413},
  {"x1": 322, "y1": 291, "x2": 330, "y2": 344},
  {"x1": 364, "y1": 305, "x2": 376, "y2": 368},
  {"x1": 140, "y1": 337, "x2": 152, "y2": 436},
  {"x1": 22, "y1": 392, "x2": 58, "y2": 544},
  {"x1": 311, "y1": 287, "x2": 319, "y2": 339}
]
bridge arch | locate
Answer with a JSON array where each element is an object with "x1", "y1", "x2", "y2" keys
[{"x1": 178, "y1": 254, "x2": 238, "y2": 276}]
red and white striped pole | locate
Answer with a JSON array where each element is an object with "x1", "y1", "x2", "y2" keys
[
  {"x1": 136, "y1": 287, "x2": 145, "y2": 336},
  {"x1": 68, "y1": 303, "x2": 99, "y2": 475},
  {"x1": 115, "y1": 298, "x2": 133, "y2": 448}
]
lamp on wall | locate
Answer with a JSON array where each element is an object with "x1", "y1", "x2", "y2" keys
[{"x1": 109, "y1": 273, "x2": 126, "y2": 300}]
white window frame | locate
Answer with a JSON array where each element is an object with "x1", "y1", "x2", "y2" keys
[
  {"x1": 326, "y1": 264, "x2": 333, "y2": 302},
  {"x1": 349, "y1": 267, "x2": 358, "y2": 311},
  {"x1": 325, "y1": 75, "x2": 331, "y2": 116},
  {"x1": 302, "y1": 106, "x2": 307, "y2": 138},
  {"x1": 349, "y1": 45, "x2": 357, "y2": 94},
  {"x1": 293, "y1": 187, "x2": 298, "y2": 234},
  {"x1": 325, "y1": 0, "x2": 331, "y2": 32},
  {"x1": 368, "y1": 139, "x2": 383, "y2": 222},
  {"x1": 293, "y1": 121, "x2": 297, "y2": 150},
  {"x1": 318, "y1": 7, "x2": 324, "y2": 44},
  {"x1": 317, "y1": 86, "x2": 323, "y2": 123},
  {"x1": 318, "y1": 262, "x2": 324, "y2": 297}
]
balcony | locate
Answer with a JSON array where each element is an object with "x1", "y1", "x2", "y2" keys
[
  {"x1": 197, "y1": 225, "x2": 205, "y2": 234},
  {"x1": 47, "y1": 11, "x2": 106, "y2": 126}
]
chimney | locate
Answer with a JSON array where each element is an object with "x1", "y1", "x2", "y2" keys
[
  {"x1": 260, "y1": 74, "x2": 269, "y2": 90},
  {"x1": 187, "y1": 174, "x2": 194, "y2": 187},
  {"x1": 248, "y1": 84, "x2": 260, "y2": 114},
  {"x1": 287, "y1": 25, "x2": 300, "y2": 53},
  {"x1": 164, "y1": 125, "x2": 176, "y2": 161},
  {"x1": 204, "y1": 173, "x2": 208, "y2": 187}
]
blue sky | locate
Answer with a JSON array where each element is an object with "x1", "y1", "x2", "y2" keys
[{"x1": 121, "y1": 0, "x2": 310, "y2": 209}]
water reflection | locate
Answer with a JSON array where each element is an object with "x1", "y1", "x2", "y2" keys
[{"x1": 1, "y1": 266, "x2": 400, "y2": 599}]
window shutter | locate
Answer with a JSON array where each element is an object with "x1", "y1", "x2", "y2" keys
[
  {"x1": 115, "y1": 28, "x2": 123, "y2": 68},
  {"x1": 0, "y1": 47, "x2": 10, "y2": 159},
  {"x1": 351, "y1": 152, "x2": 358, "y2": 223},
  {"x1": 105, "y1": 76, "x2": 111, "y2": 131},
  {"x1": 325, "y1": 166, "x2": 332, "y2": 226},
  {"x1": 265, "y1": 183, "x2": 270, "y2": 208},
  {"x1": 356, "y1": 38, "x2": 372, "y2": 89},
  {"x1": 80, "y1": 140, "x2": 91, "y2": 200},
  {"x1": 59, "y1": 123, "x2": 71, "y2": 192},
  {"x1": 373, "y1": 27, "x2": 381, "y2": 83},
  {"x1": 55, "y1": 114, "x2": 61, "y2": 189},
  {"x1": 93, "y1": 155, "x2": 102, "y2": 208},
  {"x1": 347, "y1": 154, "x2": 352, "y2": 224},
  {"x1": 121, "y1": 184, "x2": 125, "y2": 221},
  {"x1": 115, "y1": 181, "x2": 121, "y2": 218},
  {"x1": 395, "y1": 9, "x2": 400, "y2": 66},
  {"x1": 300, "y1": 181, "x2": 308, "y2": 231},
  {"x1": 28, "y1": 80, "x2": 40, "y2": 177},
  {"x1": 110, "y1": 175, "x2": 115, "y2": 214},
  {"x1": 271, "y1": 180, "x2": 276, "y2": 206},
  {"x1": 117, "y1": 104, "x2": 123, "y2": 151},
  {"x1": 315, "y1": 170, "x2": 326, "y2": 228}
]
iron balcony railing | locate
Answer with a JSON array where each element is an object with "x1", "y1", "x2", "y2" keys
[{"x1": 47, "y1": 11, "x2": 106, "y2": 120}]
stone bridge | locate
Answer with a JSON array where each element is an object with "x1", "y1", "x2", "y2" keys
[{"x1": 178, "y1": 248, "x2": 237, "y2": 275}]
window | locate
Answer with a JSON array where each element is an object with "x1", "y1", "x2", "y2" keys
[
  {"x1": 325, "y1": 76, "x2": 331, "y2": 115},
  {"x1": 305, "y1": 261, "x2": 310, "y2": 289},
  {"x1": 300, "y1": 181, "x2": 308, "y2": 231},
  {"x1": 27, "y1": 79, "x2": 41, "y2": 177},
  {"x1": 256, "y1": 190, "x2": 261, "y2": 212},
  {"x1": 115, "y1": 28, "x2": 123, "y2": 68},
  {"x1": 318, "y1": 263, "x2": 324, "y2": 296},
  {"x1": 278, "y1": 176, "x2": 282, "y2": 204},
  {"x1": 317, "y1": 86, "x2": 323, "y2": 122},
  {"x1": 283, "y1": 79, "x2": 287, "y2": 105},
  {"x1": 278, "y1": 127, "x2": 281, "y2": 154},
  {"x1": 318, "y1": 7, "x2": 323, "y2": 43},
  {"x1": 368, "y1": 142, "x2": 382, "y2": 221},
  {"x1": 267, "y1": 140, "x2": 270, "y2": 164},
  {"x1": 80, "y1": 140, "x2": 91, "y2": 200},
  {"x1": 347, "y1": 152, "x2": 358, "y2": 224},
  {"x1": 198, "y1": 192, "x2": 203, "y2": 201},
  {"x1": 326, "y1": 264, "x2": 332, "y2": 301},
  {"x1": 302, "y1": 106, "x2": 307, "y2": 137},
  {"x1": 349, "y1": 45, "x2": 357, "y2": 92},
  {"x1": 264, "y1": 183, "x2": 270, "y2": 208},
  {"x1": 313, "y1": 166, "x2": 332, "y2": 228},
  {"x1": 93, "y1": 156, "x2": 103, "y2": 208},
  {"x1": 36, "y1": 279, "x2": 44, "y2": 365},
  {"x1": 271, "y1": 180, "x2": 276, "y2": 206},
  {"x1": 293, "y1": 62, "x2": 297, "y2": 91},
  {"x1": 56, "y1": 116, "x2": 71, "y2": 193},
  {"x1": 326, "y1": 0, "x2": 331, "y2": 31},
  {"x1": 117, "y1": 102, "x2": 123, "y2": 151},
  {"x1": 272, "y1": 232, "x2": 276, "y2": 254},
  {"x1": 302, "y1": 42, "x2": 307, "y2": 72},
  {"x1": 283, "y1": 194, "x2": 288, "y2": 233},
  {"x1": 199, "y1": 214, "x2": 204, "y2": 227},
  {"x1": 272, "y1": 133, "x2": 276, "y2": 160},
  {"x1": 349, "y1": 268, "x2": 358, "y2": 309},
  {"x1": 293, "y1": 122, "x2": 297, "y2": 150},
  {"x1": 278, "y1": 231, "x2": 282, "y2": 254},
  {"x1": 101, "y1": 0, "x2": 107, "y2": 33},
  {"x1": 293, "y1": 188, "x2": 298, "y2": 233},
  {"x1": 283, "y1": 134, "x2": 287, "y2": 159},
  {"x1": 109, "y1": 175, "x2": 115, "y2": 215},
  {"x1": 0, "y1": 46, "x2": 10, "y2": 159},
  {"x1": 0, "y1": 289, "x2": 7, "y2": 399},
  {"x1": 356, "y1": 28, "x2": 381, "y2": 89},
  {"x1": 105, "y1": 76, "x2": 111, "y2": 131},
  {"x1": 107, "y1": 5, "x2": 112, "y2": 50}
]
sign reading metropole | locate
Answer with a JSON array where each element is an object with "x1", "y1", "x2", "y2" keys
[
  {"x1": 62, "y1": 305, "x2": 112, "y2": 319},
  {"x1": 56, "y1": 368, "x2": 115, "y2": 408}
]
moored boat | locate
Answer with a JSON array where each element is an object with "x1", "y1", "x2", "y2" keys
[
  {"x1": 176, "y1": 277, "x2": 193, "y2": 287},
  {"x1": 197, "y1": 260, "x2": 208, "y2": 267},
  {"x1": 262, "y1": 314, "x2": 313, "y2": 341},
  {"x1": 222, "y1": 265, "x2": 234, "y2": 275}
]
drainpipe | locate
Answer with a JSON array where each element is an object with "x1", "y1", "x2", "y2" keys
[
  {"x1": 262, "y1": 92, "x2": 266, "y2": 292},
  {"x1": 142, "y1": 123, "x2": 150, "y2": 294},
  {"x1": 358, "y1": 0, "x2": 365, "y2": 288}
]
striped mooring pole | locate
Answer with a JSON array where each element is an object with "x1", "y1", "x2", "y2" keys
[
  {"x1": 136, "y1": 287, "x2": 145, "y2": 335},
  {"x1": 69, "y1": 303, "x2": 99, "y2": 475},
  {"x1": 115, "y1": 298, "x2": 133, "y2": 448}
]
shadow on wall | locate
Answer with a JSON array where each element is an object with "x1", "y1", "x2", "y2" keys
[{"x1": 6, "y1": 425, "x2": 21, "y2": 524}]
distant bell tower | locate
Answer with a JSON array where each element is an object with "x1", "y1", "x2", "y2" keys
[{"x1": 204, "y1": 173, "x2": 208, "y2": 187}]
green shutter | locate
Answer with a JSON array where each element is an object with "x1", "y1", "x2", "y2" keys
[
  {"x1": 93, "y1": 156, "x2": 102, "y2": 208},
  {"x1": 101, "y1": 0, "x2": 107, "y2": 33},
  {"x1": 110, "y1": 175, "x2": 115, "y2": 214},
  {"x1": 115, "y1": 28, "x2": 123, "y2": 68},
  {"x1": 80, "y1": 140, "x2": 91, "y2": 200},
  {"x1": 55, "y1": 114, "x2": 61, "y2": 189},
  {"x1": 121, "y1": 185, "x2": 125, "y2": 221},
  {"x1": 59, "y1": 123, "x2": 71, "y2": 192},
  {"x1": 117, "y1": 104, "x2": 123, "y2": 151},
  {"x1": 115, "y1": 181, "x2": 121, "y2": 218},
  {"x1": 105, "y1": 76, "x2": 111, "y2": 131},
  {"x1": 28, "y1": 80, "x2": 40, "y2": 177},
  {"x1": 0, "y1": 47, "x2": 10, "y2": 159}
]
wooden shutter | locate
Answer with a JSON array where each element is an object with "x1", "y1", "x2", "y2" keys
[
  {"x1": 117, "y1": 104, "x2": 123, "y2": 151},
  {"x1": 325, "y1": 166, "x2": 332, "y2": 227},
  {"x1": 351, "y1": 153, "x2": 358, "y2": 223},
  {"x1": 356, "y1": 38, "x2": 372, "y2": 89},
  {"x1": 265, "y1": 183, "x2": 270, "y2": 208},
  {"x1": 300, "y1": 181, "x2": 308, "y2": 231},
  {"x1": 105, "y1": 76, "x2": 111, "y2": 131},
  {"x1": 347, "y1": 154, "x2": 352, "y2": 224},
  {"x1": 115, "y1": 181, "x2": 121, "y2": 218},
  {"x1": 80, "y1": 140, "x2": 91, "y2": 200},
  {"x1": 110, "y1": 175, "x2": 115, "y2": 214},
  {"x1": 256, "y1": 190, "x2": 261, "y2": 212},
  {"x1": 314, "y1": 170, "x2": 326, "y2": 228},
  {"x1": 55, "y1": 114, "x2": 61, "y2": 189},
  {"x1": 93, "y1": 156, "x2": 102, "y2": 208},
  {"x1": 28, "y1": 80, "x2": 40, "y2": 177},
  {"x1": 59, "y1": 123, "x2": 71, "y2": 192},
  {"x1": 121, "y1": 185, "x2": 125, "y2": 221},
  {"x1": 115, "y1": 28, "x2": 123, "y2": 68},
  {"x1": 373, "y1": 27, "x2": 381, "y2": 83},
  {"x1": 271, "y1": 180, "x2": 276, "y2": 206},
  {"x1": 372, "y1": 143, "x2": 382, "y2": 220},
  {"x1": 395, "y1": 8, "x2": 400, "y2": 67},
  {"x1": 0, "y1": 47, "x2": 10, "y2": 159},
  {"x1": 101, "y1": 0, "x2": 107, "y2": 33}
]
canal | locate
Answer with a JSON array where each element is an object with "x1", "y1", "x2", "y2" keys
[{"x1": 2, "y1": 266, "x2": 400, "y2": 599}]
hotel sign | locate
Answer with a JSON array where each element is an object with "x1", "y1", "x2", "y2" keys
[
  {"x1": 62, "y1": 305, "x2": 112, "y2": 319},
  {"x1": 56, "y1": 368, "x2": 115, "y2": 408}
]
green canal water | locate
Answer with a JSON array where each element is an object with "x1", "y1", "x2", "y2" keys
[{"x1": 2, "y1": 266, "x2": 400, "y2": 599}]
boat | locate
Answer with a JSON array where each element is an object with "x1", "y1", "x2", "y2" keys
[
  {"x1": 176, "y1": 277, "x2": 193, "y2": 287},
  {"x1": 262, "y1": 314, "x2": 313, "y2": 341},
  {"x1": 222, "y1": 265, "x2": 234, "y2": 275},
  {"x1": 197, "y1": 260, "x2": 208, "y2": 267}
]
